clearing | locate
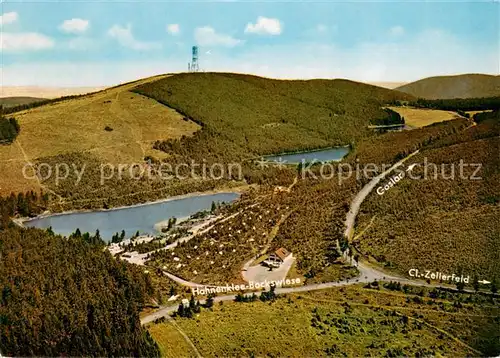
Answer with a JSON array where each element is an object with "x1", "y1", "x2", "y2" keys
[{"x1": 388, "y1": 106, "x2": 461, "y2": 128}]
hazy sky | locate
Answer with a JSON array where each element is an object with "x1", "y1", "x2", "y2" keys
[{"x1": 1, "y1": 0, "x2": 498, "y2": 86}]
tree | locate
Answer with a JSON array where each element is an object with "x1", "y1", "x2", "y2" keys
[
  {"x1": 167, "y1": 217, "x2": 177, "y2": 230},
  {"x1": 491, "y1": 279, "x2": 498, "y2": 294},
  {"x1": 260, "y1": 285, "x2": 277, "y2": 302},
  {"x1": 205, "y1": 293, "x2": 214, "y2": 308},
  {"x1": 177, "y1": 303, "x2": 185, "y2": 317},
  {"x1": 401, "y1": 315, "x2": 409, "y2": 325},
  {"x1": 235, "y1": 292, "x2": 244, "y2": 302},
  {"x1": 473, "y1": 276, "x2": 479, "y2": 292},
  {"x1": 189, "y1": 295, "x2": 196, "y2": 311}
]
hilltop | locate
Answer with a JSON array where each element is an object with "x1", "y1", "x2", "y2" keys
[
  {"x1": 134, "y1": 72, "x2": 413, "y2": 161},
  {"x1": 396, "y1": 74, "x2": 500, "y2": 99}
]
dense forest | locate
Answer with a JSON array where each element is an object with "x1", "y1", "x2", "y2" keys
[
  {"x1": 0, "y1": 189, "x2": 160, "y2": 355},
  {"x1": 391, "y1": 96, "x2": 500, "y2": 111},
  {"x1": 348, "y1": 118, "x2": 469, "y2": 167},
  {"x1": 355, "y1": 112, "x2": 500, "y2": 285},
  {"x1": 474, "y1": 108, "x2": 500, "y2": 123},
  {"x1": 370, "y1": 108, "x2": 404, "y2": 126},
  {"x1": 0, "y1": 191, "x2": 48, "y2": 228},
  {"x1": 0, "y1": 223, "x2": 160, "y2": 356},
  {"x1": 134, "y1": 72, "x2": 413, "y2": 162}
]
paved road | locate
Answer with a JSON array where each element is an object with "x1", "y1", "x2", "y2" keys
[
  {"x1": 142, "y1": 259, "x2": 485, "y2": 326},
  {"x1": 142, "y1": 262, "x2": 383, "y2": 325},
  {"x1": 344, "y1": 150, "x2": 419, "y2": 239}
]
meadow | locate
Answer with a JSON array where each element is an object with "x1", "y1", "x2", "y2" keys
[
  {"x1": 147, "y1": 284, "x2": 499, "y2": 357},
  {"x1": 0, "y1": 75, "x2": 199, "y2": 197},
  {"x1": 387, "y1": 106, "x2": 460, "y2": 128}
]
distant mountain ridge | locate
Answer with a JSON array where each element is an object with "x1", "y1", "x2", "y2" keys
[
  {"x1": 1, "y1": 86, "x2": 105, "y2": 99},
  {"x1": 396, "y1": 74, "x2": 500, "y2": 99}
]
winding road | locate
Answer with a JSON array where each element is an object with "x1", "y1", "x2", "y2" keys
[
  {"x1": 140, "y1": 149, "x2": 490, "y2": 325},
  {"x1": 344, "y1": 150, "x2": 419, "y2": 239}
]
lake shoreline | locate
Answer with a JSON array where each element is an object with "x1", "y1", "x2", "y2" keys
[
  {"x1": 263, "y1": 145, "x2": 351, "y2": 164},
  {"x1": 18, "y1": 187, "x2": 246, "y2": 227},
  {"x1": 253, "y1": 145, "x2": 351, "y2": 161}
]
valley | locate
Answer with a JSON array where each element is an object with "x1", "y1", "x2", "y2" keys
[{"x1": 1, "y1": 72, "x2": 499, "y2": 357}]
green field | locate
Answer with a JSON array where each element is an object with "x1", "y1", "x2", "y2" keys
[
  {"x1": 388, "y1": 106, "x2": 461, "y2": 127},
  {"x1": 0, "y1": 76, "x2": 200, "y2": 198}
]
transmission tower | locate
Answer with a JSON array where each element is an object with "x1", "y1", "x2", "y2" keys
[{"x1": 188, "y1": 46, "x2": 199, "y2": 72}]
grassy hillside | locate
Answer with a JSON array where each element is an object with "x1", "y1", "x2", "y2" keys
[
  {"x1": 148, "y1": 285, "x2": 499, "y2": 356},
  {"x1": 0, "y1": 75, "x2": 200, "y2": 197},
  {"x1": 0, "y1": 97, "x2": 46, "y2": 108},
  {"x1": 396, "y1": 74, "x2": 500, "y2": 99}
]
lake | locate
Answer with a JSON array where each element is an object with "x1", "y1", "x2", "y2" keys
[
  {"x1": 24, "y1": 192, "x2": 240, "y2": 241},
  {"x1": 264, "y1": 146, "x2": 350, "y2": 164}
]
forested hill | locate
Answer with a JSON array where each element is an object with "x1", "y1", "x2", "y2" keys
[
  {"x1": 133, "y1": 72, "x2": 414, "y2": 162},
  {"x1": 396, "y1": 74, "x2": 500, "y2": 99},
  {"x1": 0, "y1": 226, "x2": 160, "y2": 356}
]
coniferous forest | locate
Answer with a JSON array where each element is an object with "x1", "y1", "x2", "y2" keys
[
  {"x1": 0, "y1": 222, "x2": 160, "y2": 356},
  {"x1": 0, "y1": 116, "x2": 20, "y2": 143}
]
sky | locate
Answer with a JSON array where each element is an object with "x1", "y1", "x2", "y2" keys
[{"x1": 1, "y1": 0, "x2": 499, "y2": 86}]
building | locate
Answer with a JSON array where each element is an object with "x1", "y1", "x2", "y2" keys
[{"x1": 262, "y1": 247, "x2": 292, "y2": 268}]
